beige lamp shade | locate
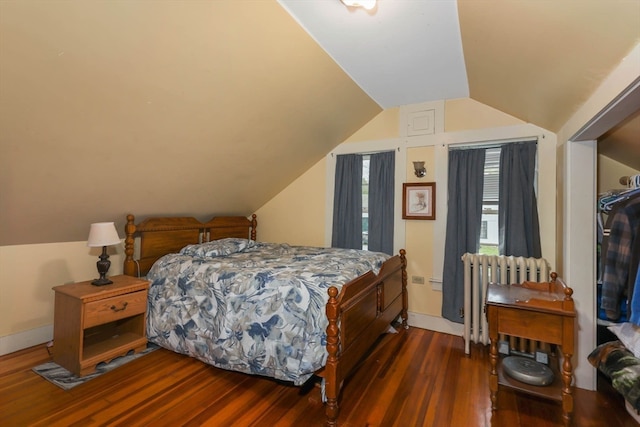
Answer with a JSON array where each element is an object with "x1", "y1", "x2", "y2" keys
[{"x1": 87, "y1": 222, "x2": 121, "y2": 247}]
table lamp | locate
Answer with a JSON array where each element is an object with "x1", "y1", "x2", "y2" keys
[{"x1": 87, "y1": 222, "x2": 121, "y2": 286}]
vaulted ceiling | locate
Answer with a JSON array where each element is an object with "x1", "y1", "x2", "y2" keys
[
  {"x1": 280, "y1": 0, "x2": 640, "y2": 166},
  {"x1": 1, "y1": 0, "x2": 638, "y2": 245}
]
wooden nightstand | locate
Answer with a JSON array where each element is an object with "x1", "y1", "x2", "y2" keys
[{"x1": 52, "y1": 275, "x2": 150, "y2": 376}]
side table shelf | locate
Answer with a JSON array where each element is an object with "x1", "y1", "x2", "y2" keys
[
  {"x1": 496, "y1": 354, "x2": 563, "y2": 402},
  {"x1": 486, "y1": 274, "x2": 575, "y2": 427},
  {"x1": 52, "y1": 275, "x2": 150, "y2": 376}
]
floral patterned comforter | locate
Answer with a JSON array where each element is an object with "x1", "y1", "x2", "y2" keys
[{"x1": 146, "y1": 239, "x2": 390, "y2": 385}]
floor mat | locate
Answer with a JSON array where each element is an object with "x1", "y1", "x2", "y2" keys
[{"x1": 32, "y1": 343, "x2": 158, "y2": 390}]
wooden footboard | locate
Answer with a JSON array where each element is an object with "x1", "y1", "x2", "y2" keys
[{"x1": 323, "y1": 249, "x2": 407, "y2": 427}]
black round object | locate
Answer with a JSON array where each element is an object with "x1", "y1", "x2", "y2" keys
[{"x1": 502, "y1": 356, "x2": 554, "y2": 386}]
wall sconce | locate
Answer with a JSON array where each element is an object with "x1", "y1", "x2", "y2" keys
[
  {"x1": 340, "y1": 0, "x2": 376, "y2": 10},
  {"x1": 413, "y1": 161, "x2": 426, "y2": 178},
  {"x1": 87, "y1": 222, "x2": 121, "y2": 286}
]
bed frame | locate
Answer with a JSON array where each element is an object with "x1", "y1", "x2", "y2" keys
[{"x1": 123, "y1": 213, "x2": 407, "y2": 427}]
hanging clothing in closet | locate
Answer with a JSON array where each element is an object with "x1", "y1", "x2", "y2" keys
[
  {"x1": 601, "y1": 190, "x2": 640, "y2": 322},
  {"x1": 630, "y1": 265, "x2": 640, "y2": 324}
]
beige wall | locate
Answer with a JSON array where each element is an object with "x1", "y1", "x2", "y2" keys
[
  {"x1": 597, "y1": 154, "x2": 640, "y2": 194},
  {"x1": 0, "y1": 242, "x2": 124, "y2": 353},
  {"x1": 445, "y1": 98, "x2": 524, "y2": 131},
  {"x1": 404, "y1": 146, "x2": 439, "y2": 316},
  {"x1": 255, "y1": 158, "x2": 327, "y2": 247},
  {"x1": 346, "y1": 108, "x2": 400, "y2": 142}
]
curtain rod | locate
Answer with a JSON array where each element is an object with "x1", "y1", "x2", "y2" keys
[
  {"x1": 621, "y1": 174, "x2": 640, "y2": 187},
  {"x1": 331, "y1": 147, "x2": 399, "y2": 157},
  {"x1": 448, "y1": 137, "x2": 538, "y2": 151}
]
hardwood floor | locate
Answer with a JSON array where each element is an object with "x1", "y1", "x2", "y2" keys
[{"x1": 0, "y1": 327, "x2": 635, "y2": 426}]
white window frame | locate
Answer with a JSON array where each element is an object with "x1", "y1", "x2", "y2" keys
[
  {"x1": 413, "y1": 124, "x2": 550, "y2": 290},
  {"x1": 325, "y1": 123, "x2": 554, "y2": 291}
]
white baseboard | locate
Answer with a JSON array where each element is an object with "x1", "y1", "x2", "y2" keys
[
  {"x1": 407, "y1": 311, "x2": 464, "y2": 338},
  {"x1": 0, "y1": 324, "x2": 52, "y2": 356}
]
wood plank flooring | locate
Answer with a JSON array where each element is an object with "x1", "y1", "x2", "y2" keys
[{"x1": 0, "y1": 327, "x2": 635, "y2": 426}]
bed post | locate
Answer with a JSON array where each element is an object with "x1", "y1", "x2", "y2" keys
[
  {"x1": 249, "y1": 214, "x2": 257, "y2": 241},
  {"x1": 123, "y1": 214, "x2": 137, "y2": 277},
  {"x1": 400, "y1": 249, "x2": 408, "y2": 329},
  {"x1": 325, "y1": 286, "x2": 340, "y2": 427}
]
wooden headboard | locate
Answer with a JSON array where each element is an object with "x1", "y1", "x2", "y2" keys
[{"x1": 123, "y1": 214, "x2": 257, "y2": 277}]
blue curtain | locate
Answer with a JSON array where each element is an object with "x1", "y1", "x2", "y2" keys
[
  {"x1": 498, "y1": 141, "x2": 541, "y2": 258},
  {"x1": 441, "y1": 147, "x2": 486, "y2": 323},
  {"x1": 369, "y1": 151, "x2": 395, "y2": 255},
  {"x1": 332, "y1": 154, "x2": 363, "y2": 249}
]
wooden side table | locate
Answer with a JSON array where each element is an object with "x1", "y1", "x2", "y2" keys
[
  {"x1": 52, "y1": 275, "x2": 150, "y2": 376},
  {"x1": 486, "y1": 274, "x2": 575, "y2": 426}
]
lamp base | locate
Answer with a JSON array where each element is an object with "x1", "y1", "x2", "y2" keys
[
  {"x1": 91, "y1": 277, "x2": 114, "y2": 286},
  {"x1": 92, "y1": 246, "x2": 113, "y2": 286}
]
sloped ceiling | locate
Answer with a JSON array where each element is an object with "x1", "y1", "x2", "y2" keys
[
  {"x1": 1, "y1": 0, "x2": 639, "y2": 245},
  {"x1": 458, "y1": 0, "x2": 640, "y2": 132},
  {"x1": 0, "y1": 1, "x2": 380, "y2": 245},
  {"x1": 280, "y1": 0, "x2": 640, "y2": 166}
]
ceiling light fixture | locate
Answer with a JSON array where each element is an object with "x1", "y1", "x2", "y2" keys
[{"x1": 341, "y1": 0, "x2": 376, "y2": 11}]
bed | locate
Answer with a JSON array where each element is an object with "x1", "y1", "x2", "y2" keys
[{"x1": 122, "y1": 213, "x2": 407, "y2": 426}]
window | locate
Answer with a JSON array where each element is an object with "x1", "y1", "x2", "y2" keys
[
  {"x1": 442, "y1": 139, "x2": 541, "y2": 323},
  {"x1": 362, "y1": 155, "x2": 370, "y2": 249},
  {"x1": 331, "y1": 151, "x2": 395, "y2": 255},
  {"x1": 480, "y1": 148, "x2": 500, "y2": 255}
]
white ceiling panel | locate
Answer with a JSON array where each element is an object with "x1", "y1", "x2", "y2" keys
[{"x1": 277, "y1": 0, "x2": 469, "y2": 108}]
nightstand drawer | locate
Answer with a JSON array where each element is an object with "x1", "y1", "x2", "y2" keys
[{"x1": 84, "y1": 290, "x2": 147, "y2": 328}]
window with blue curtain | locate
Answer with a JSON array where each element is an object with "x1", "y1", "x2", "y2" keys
[
  {"x1": 441, "y1": 140, "x2": 541, "y2": 323},
  {"x1": 332, "y1": 151, "x2": 395, "y2": 255}
]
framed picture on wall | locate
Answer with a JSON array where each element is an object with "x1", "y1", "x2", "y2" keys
[{"x1": 402, "y1": 182, "x2": 436, "y2": 220}]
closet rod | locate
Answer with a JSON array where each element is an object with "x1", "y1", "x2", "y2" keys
[{"x1": 620, "y1": 174, "x2": 640, "y2": 187}]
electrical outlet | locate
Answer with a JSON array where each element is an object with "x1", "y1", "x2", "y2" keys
[
  {"x1": 535, "y1": 351, "x2": 549, "y2": 365},
  {"x1": 498, "y1": 341, "x2": 510, "y2": 355},
  {"x1": 411, "y1": 275, "x2": 425, "y2": 284}
]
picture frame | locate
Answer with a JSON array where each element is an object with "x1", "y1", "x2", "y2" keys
[{"x1": 402, "y1": 182, "x2": 436, "y2": 220}]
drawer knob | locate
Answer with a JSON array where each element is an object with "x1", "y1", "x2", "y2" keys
[{"x1": 110, "y1": 301, "x2": 128, "y2": 312}]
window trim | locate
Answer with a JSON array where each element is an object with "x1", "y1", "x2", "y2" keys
[
  {"x1": 325, "y1": 123, "x2": 553, "y2": 293},
  {"x1": 430, "y1": 128, "x2": 545, "y2": 291}
]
